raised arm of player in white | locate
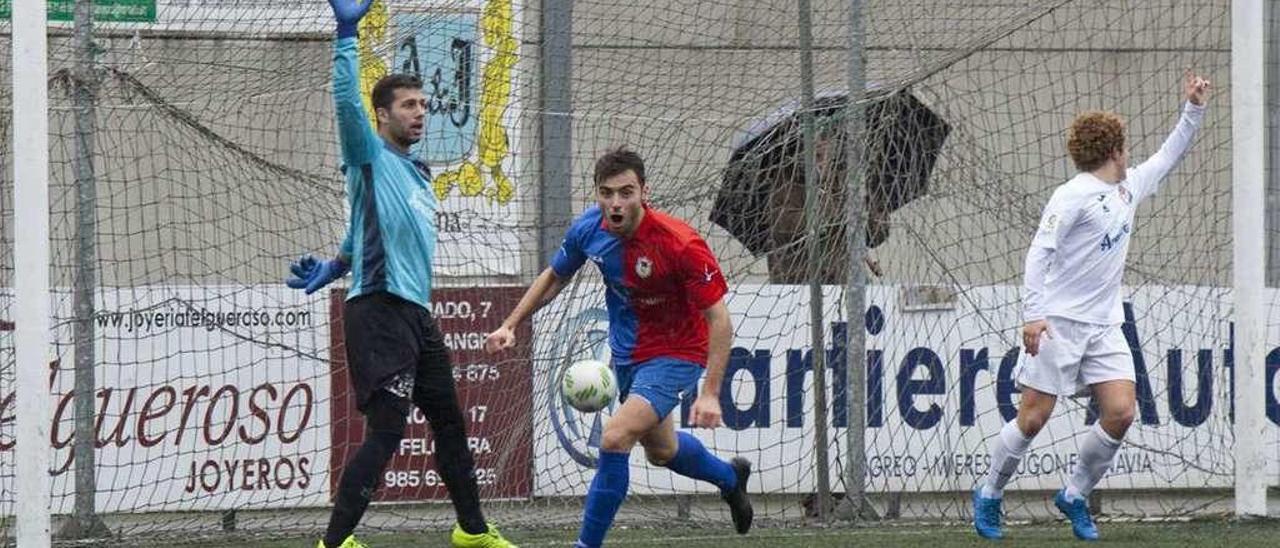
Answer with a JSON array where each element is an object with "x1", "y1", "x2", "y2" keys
[{"x1": 1125, "y1": 74, "x2": 1210, "y2": 203}]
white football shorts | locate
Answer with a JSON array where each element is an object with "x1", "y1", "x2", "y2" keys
[{"x1": 1014, "y1": 315, "x2": 1135, "y2": 397}]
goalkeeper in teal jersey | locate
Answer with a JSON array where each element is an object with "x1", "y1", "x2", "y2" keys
[{"x1": 286, "y1": 1, "x2": 516, "y2": 547}]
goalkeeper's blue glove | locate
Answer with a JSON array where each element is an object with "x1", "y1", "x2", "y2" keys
[
  {"x1": 327, "y1": 0, "x2": 374, "y2": 39},
  {"x1": 286, "y1": 255, "x2": 349, "y2": 295}
]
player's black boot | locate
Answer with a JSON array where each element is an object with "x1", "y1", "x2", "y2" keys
[{"x1": 722, "y1": 457, "x2": 754, "y2": 534}]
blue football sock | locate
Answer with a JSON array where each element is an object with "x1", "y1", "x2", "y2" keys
[
  {"x1": 577, "y1": 450, "x2": 630, "y2": 548},
  {"x1": 665, "y1": 431, "x2": 737, "y2": 493}
]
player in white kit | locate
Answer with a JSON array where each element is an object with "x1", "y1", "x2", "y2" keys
[{"x1": 973, "y1": 72, "x2": 1211, "y2": 541}]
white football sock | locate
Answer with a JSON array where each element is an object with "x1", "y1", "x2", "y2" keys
[
  {"x1": 980, "y1": 420, "x2": 1033, "y2": 499},
  {"x1": 1065, "y1": 422, "x2": 1122, "y2": 501}
]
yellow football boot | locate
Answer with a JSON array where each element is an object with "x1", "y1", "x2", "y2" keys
[
  {"x1": 316, "y1": 534, "x2": 368, "y2": 548},
  {"x1": 451, "y1": 522, "x2": 517, "y2": 548}
]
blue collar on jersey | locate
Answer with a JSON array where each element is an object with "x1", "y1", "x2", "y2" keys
[{"x1": 381, "y1": 139, "x2": 433, "y2": 180}]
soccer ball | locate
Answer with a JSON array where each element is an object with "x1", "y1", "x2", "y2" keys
[{"x1": 561, "y1": 359, "x2": 617, "y2": 413}]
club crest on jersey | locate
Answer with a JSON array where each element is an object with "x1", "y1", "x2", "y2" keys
[
  {"x1": 1118, "y1": 186, "x2": 1132, "y2": 204},
  {"x1": 635, "y1": 256, "x2": 653, "y2": 278}
]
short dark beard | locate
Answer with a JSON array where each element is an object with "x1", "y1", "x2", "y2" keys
[
  {"x1": 393, "y1": 133, "x2": 419, "y2": 149},
  {"x1": 380, "y1": 127, "x2": 419, "y2": 154}
]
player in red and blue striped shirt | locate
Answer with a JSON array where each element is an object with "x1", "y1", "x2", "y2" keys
[{"x1": 485, "y1": 147, "x2": 753, "y2": 547}]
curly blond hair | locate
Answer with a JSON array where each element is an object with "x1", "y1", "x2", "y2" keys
[{"x1": 1067, "y1": 111, "x2": 1125, "y2": 172}]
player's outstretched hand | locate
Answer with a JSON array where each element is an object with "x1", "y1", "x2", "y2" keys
[
  {"x1": 1183, "y1": 71, "x2": 1211, "y2": 106},
  {"x1": 1022, "y1": 319, "x2": 1050, "y2": 357},
  {"x1": 286, "y1": 254, "x2": 349, "y2": 295},
  {"x1": 484, "y1": 325, "x2": 516, "y2": 354},
  {"x1": 690, "y1": 393, "x2": 724, "y2": 428},
  {"x1": 327, "y1": 0, "x2": 374, "y2": 38}
]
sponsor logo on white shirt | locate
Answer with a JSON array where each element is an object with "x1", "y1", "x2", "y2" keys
[{"x1": 1100, "y1": 222, "x2": 1131, "y2": 252}]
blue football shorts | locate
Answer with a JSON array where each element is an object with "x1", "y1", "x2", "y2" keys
[{"x1": 614, "y1": 356, "x2": 703, "y2": 420}]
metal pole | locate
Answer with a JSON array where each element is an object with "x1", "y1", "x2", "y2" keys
[
  {"x1": 538, "y1": 0, "x2": 573, "y2": 271},
  {"x1": 837, "y1": 0, "x2": 871, "y2": 522},
  {"x1": 13, "y1": 0, "x2": 53, "y2": 543},
  {"x1": 1267, "y1": 0, "x2": 1280, "y2": 287},
  {"x1": 797, "y1": 0, "x2": 832, "y2": 519},
  {"x1": 1231, "y1": 0, "x2": 1268, "y2": 518},
  {"x1": 63, "y1": 0, "x2": 110, "y2": 538}
]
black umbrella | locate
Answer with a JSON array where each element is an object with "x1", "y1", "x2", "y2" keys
[{"x1": 711, "y1": 88, "x2": 950, "y2": 282}]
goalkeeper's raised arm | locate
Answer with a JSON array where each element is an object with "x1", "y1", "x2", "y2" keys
[{"x1": 329, "y1": 0, "x2": 380, "y2": 167}]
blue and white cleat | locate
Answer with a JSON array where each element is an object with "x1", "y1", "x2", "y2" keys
[
  {"x1": 1053, "y1": 489, "x2": 1100, "y2": 541},
  {"x1": 972, "y1": 488, "x2": 1004, "y2": 540}
]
